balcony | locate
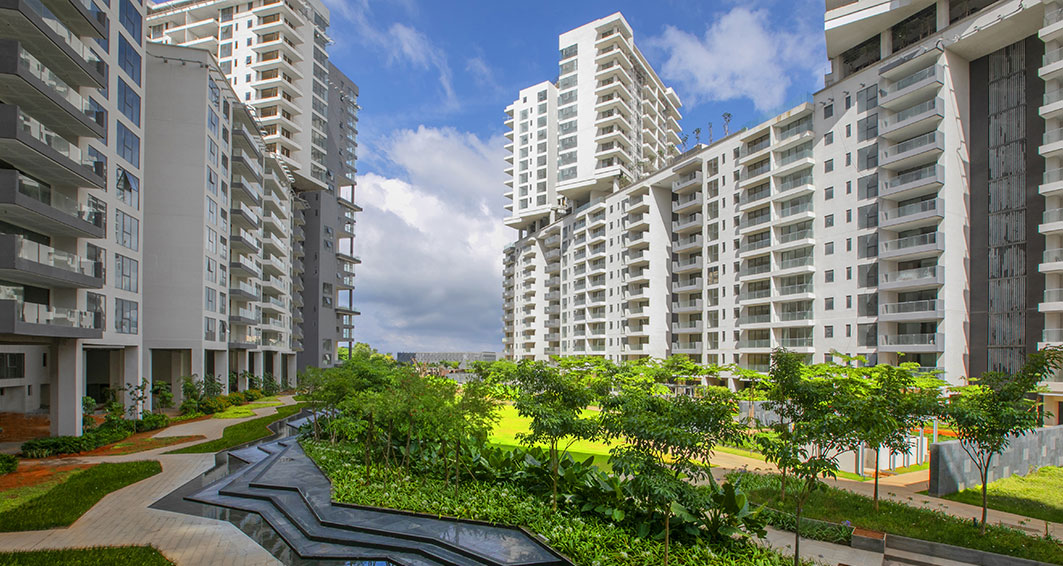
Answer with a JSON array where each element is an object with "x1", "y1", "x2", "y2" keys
[
  {"x1": 673, "y1": 171, "x2": 702, "y2": 193},
  {"x1": 880, "y1": 265, "x2": 944, "y2": 290},
  {"x1": 671, "y1": 342, "x2": 702, "y2": 355},
  {"x1": 879, "y1": 198, "x2": 943, "y2": 229},
  {"x1": 673, "y1": 192, "x2": 702, "y2": 214},
  {"x1": 0, "y1": 41, "x2": 103, "y2": 139},
  {"x1": 777, "y1": 282, "x2": 814, "y2": 297},
  {"x1": 880, "y1": 98, "x2": 943, "y2": 141},
  {"x1": 232, "y1": 202, "x2": 260, "y2": 228},
  {"x1": 0, "y1": 0, "x2": 106, "y2": 88},
  {"x1": 739, "y1": 236, "x2": 772, "y2": 255},
  {"x1": 672, "y1": 257, "x2": 703, "y2": 274},
  {"x1": 739, "y1": 288, "x2": 772, "y2": 303},
  {"x1": 672, "y1": 321, "x2": 703, "y2": 334},
  {"x1": 776, "y1": 255, "x2": 815, "y2": 273},
  {"x1": 880, "y1": 232, "x2": 944, "y2": 260},
  {"x1": 0, "y1": 234, "x2": 100, "y2": 288},
  {"x1": 230, "y1": 279, "x2": 261, "y2": 301},
  {"x1": 879, "y1": 65, "x2": 943, "y2": 109},
  {"x1": 233, "y1": 147, "x2": 264, "y2": 182},
  {"x1": 672, "y1": 278, "x2": 702, "y2": 293},
  {"x1": 230, "y1": 254, "x2": 262, "y2": 278},
  {"x1": 0, "y1": 105, "x2": 103, "y2": 189},
  {"x1": 673, "y1": 299, "x2": 702, "y2": 313},
  {"x1": 738, "y1": 313, "x2": 771, "y2": 325},
  {"x1": 0, "y1": 295, "x2": 100, "y2": 338},
  {"x1": 674, "y1": 234, "x2": 702, "y2": 253},
  {"x1": 672, "y1": 212, "x2": 702, "y2": 233},
  {"x1": 879, "y1": 332, "x2": 944, "y2": 352},
  {"x1": 879, "y1": 299, "x2": 944, "y2": 322},
  {"x1": 779, "y1": 336, "x2": 814, "y2": 349},
  {"x1": 736, "y1": 338, "x2": 771, "y2": 350},
  {"x1": 0, "y1": 169, "x2": 102, "y2": 237},
  {"x1": 880, "y1": 131, "x2": 943, "y2": 170}
]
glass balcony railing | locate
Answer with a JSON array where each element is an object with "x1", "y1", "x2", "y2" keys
[
  {"x1": 232, "y1": 279, "x2": 260, "y2": 296},
  {"x1": 16, "y1": 173, "x2": 101, "y2": 226},
  {"x1": 779, "y1": 201, "x2": 813, "y2": 217},
  {"x1": 17, "y1": 46, "x2": 92, "y2": 118},
  {"x1": 884, "y1": 164, "x2": 942, "y2": 190},
  {"x1": 881, "y1": 299, "x2": 942, "y2": 315},
  {"x1": 780, "y1": 337, "x2": 813, "y2": 348},
  {"x1": 882, "y1": 333, "x2": 940, "y2": 346},
  {"x1": 881, "y1": 232, "x2": 939, "y2": 252},
  {"x1": 780, "y1": 310, "x2": 813, "y2": 321},
  {"x1": 881, "y1": 265, "x2": 939, "y2": 284},
  {"x1": 884, "y1": 65, "x2": 939, "y2": 95},
  {"x1": 778, "y1": 256, "x2": 813, "y2": 270},
  {"x1": 17, "y1": 108, "x2": 83, "y2": 164},
  {"x1": 777, "y1": 173, "x2": 813, "y2": 192},
  {"x1": 883, "y1": 198, "x2": 941, "y2": 222},
  {"x1": 15, "y1": 235, "x2": 97, "y2": 276},
  {"x1": 883, "y1": 98, "x2": 939, "y2": 128},
  {"x1": 884, "y1": 131, "x2": 940, "y2": 158},
  {"x1": 778, "y1": 283, "x2": 814, "y2": 295},
  {"x1": 20, "y1": 301, "x2": 98, "y2": 328},
  {"x1": 776, "y1": 147, "x2": 813, "y2": 167},
  {"x1": 778, "y1": 229, "x2": 813, "y2": 244},
  {"x1": 23, "y1": 0, "x2": 104, "y2": 74}
]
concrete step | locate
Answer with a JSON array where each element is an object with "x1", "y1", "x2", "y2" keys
[{"x1": 883, "y1": 548, "x2": 978, "y2": 566}]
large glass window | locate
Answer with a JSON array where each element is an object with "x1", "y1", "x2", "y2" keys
[
  {"x1": 116, "y1": 167, "x2": 139, "y2": 209},
  {"x1": 208, "y1": 109, "x2": 219, "y2": 136},
  {"x1": 118, "y1": 34, "x2": 141, "y2": 85},
  {"x1": 115, "y1": 210, "x2": 139, "y2": 250},
  {"x1": 115, "y1": 253, "x2": 138, "y2": 292},
  {"x1": 116, "y1": 121, "x2": 139, "y2": 167},
  {"x1": 115, "y1": 298, "x2": 138, "y2": 334},
  {"x1": 117, "y1": 79, "x2": 139, "y2": 126},
  {"x1": 119, "y1": 0, "x2": 141, "y2": 42}
]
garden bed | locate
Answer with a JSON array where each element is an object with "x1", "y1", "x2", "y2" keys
[
  {"x1": 941, "y1": 465, "x2": 1063, "y2": 525},
  {"x1": 166, "y1": 403, "x2": 305, "y2": 454},
  {"x1": 0, "y1": 545, "x2": 172, "y2": 565}
]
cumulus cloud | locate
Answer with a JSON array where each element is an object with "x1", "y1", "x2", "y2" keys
[
  {"x1": 352, "y1": 128, "x2": 510, "y2": 354},
  {"x1": 647, "y1": 7, "x2": 824, "y2": 112},
  {"x1": 321, "y1": 0, "x2": 456, "y2": 108}
]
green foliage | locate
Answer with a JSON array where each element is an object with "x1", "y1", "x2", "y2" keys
[
  {"x1": 0, "y1": 461, "x2": 161, "y2": 531},
  {"x1": 136, "y1": 412, "x2": 169, "y2": 432},
  {"x1": 0, "y1": 546, "x2": 173, "y2": 566},
  {"x1": 262, "y1": 372, "x2": 279, "y2": 396},
  {"x1": 151, "y1": 381, "x2": 173, "y2": 410},
  {"x1": 202, "y1": 374, "x2": 223, "y2": 398},
  {"x1": 167, "y1": 403, "x2": 306, "y2": 454},
  {"x1": 243, "y1": 371, "x2": 260, "y2": 391},
  {"x1": 942, "y1": 347, "x2": 1063, "y2": 532},
  {"x1": 197, "y1": 396, "x2": 230, "y2": 415},
  {"x1": 244, "y1": 388, "x2": 263, "y2": 401},
  {"x1": 942, "y1": 465, "x2": 1063, "y2": 525},
  {"x1": 81, "y1": 396, "x2": 96, "y2": 416},
  {"x1": 738, "y1": 471, "x2": 1063, "y2": 565},
  {"x1": 0, "y1": 454, "x2": 16, "y2": 475},
  {"x1": 226, "y1": 391, "x2": 247, "y2": 406}
]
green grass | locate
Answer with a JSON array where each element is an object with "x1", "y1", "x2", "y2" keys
[
  {"x1": 941, "y1": 465, "x2": 1063, "y2": 525},
  {"x1": 0, "y1": 546, "x2": 172, "y2": 565},
  {"x1": 0, "y1": 461, "x2": 161, "y2": 532},
  {"x1": 737, "y1": 472, "x2": 1063, "y2": 565},
  {"x1": 0, "y1": 469, "x2": 83, "y2": 514},
  {"x1": 212, "y1": 397, "x2": 283, "y2": 419},
  {"x1": 889, "y1": 461, "x2": 929, "y2": 475},
  {"x1": 167, "y1": 403, "x2": 306, "y2": 454}
]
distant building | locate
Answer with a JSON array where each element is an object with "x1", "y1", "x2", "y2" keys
[{"x1": 394, "y1": 352, "x2": 502, "y2": 369}]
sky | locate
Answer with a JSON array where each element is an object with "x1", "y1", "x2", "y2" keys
[{"x1": 323, "y1": 0, "x2": 829, "y2": 355}]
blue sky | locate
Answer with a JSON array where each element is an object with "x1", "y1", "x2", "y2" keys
[{"x1": 324, "y1": 0, "x2": 828, "y2": 355}]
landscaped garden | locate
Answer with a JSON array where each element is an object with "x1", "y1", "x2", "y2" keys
[
  {"x1": 942, "y1": 465, "x2": 1063, "y2": 525},
  {"x1": 167, "y1": 402, "x2": 305, "y2": 454},
  {"x1": 295, "y1": 346, "x2": 1063, "y2": 566},
  {"x1": 0, "y1": 546, "x2": 172, "y2": 565}
]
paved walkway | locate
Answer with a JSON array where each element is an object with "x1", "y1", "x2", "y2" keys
[{"x1": 0, "y1": 396, "x2": 300, "y2": 565}]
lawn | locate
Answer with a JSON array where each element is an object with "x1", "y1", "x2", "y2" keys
[
  {"x1": 81, "y1": 434, "x2": 204, "y2": 456},
  {"x1": 0, "y1": 546, "x2": 172, "y2": 565},
  {"x1": 941, "y1": 465, "x2": 1063, "y2": 525},
  {"x1": 737, "y1": 472, "x2": 1063, "y2": 565},
  {"x1": 167, "y1": 403, "x2": 306, "y2": 454},
  {"x1": 0, "y1": 461, "x2": 162, "y2": 532},
  {"x1": 0, "y1": 466, "x2": 89, "y2": 514},
  {"x1": 212, "y1": 397, "x2": 283, "y2": 419},
  {"x1": 488, "y1": 404, "x2": 615, "y2": 468}
]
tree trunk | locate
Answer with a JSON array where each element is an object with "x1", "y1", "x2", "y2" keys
[
  {"x1": 780, "y1": 466, "x2": 787, "y2": 502},
  {"x1": 550, "y1": 442, "x2": 559, "y2": 510},
  {"x1": 873, "y1": 446, "x2": 880, "y2": 511},
  {"x1": 664, "y1": 511, "x2": 671, "y2": 566},
  {"x1": 980, "y1": 454, "x2": 993, "y2": 535}
]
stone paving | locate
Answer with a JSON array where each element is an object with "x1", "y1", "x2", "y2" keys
[{"x1": 0, "y1": 397, "x2": 299, "y2": 565}]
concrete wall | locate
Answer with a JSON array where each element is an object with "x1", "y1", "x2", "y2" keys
[{"x1": 928, "y1": 426, "x2": 1063, "y2": 496}]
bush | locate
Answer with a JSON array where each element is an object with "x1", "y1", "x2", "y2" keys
[
  {"x1": 198, "y1": 396, "x2": 230, "y2": 415},
  {"x1": 21, "y1": 422, "x2": 136, "y2": 458},
  {"x1": 262, "y1": 373, "x2": 279, "y2": 396},
  {"x1": 179, "y1": 398, "x2": 199, "y2": 415},
  {"x1": 151, "y1": 381, "x2": 173, "y2": 410},
  {"x1": 136, "y1": 413, "x2": 169, "y2": 432},
  {"x1": 244, "y1": 389, "x2": 263, "y2": 402},
  {"x1": 226, "y1": 392, "x2": 247, "y2": 406},
  {"x1": 0, "y1": 454, "x2": 17, "y2": 475},
  {"x1": 81, "y1": 396, "x2": 96, "y2": 416}
]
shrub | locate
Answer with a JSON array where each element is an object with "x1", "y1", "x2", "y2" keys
[
  {"x1": 244, "y1": 389, "x2": 263, "y2": 402},
  {"x1": 151, "y1": 381, "x2": 173, "y2": 410},
  {"x1": 0, "y1": 454, "x2": 17, "y2": 475},
  {"x1": 226, "y1": 392, "x2": 247, "y2": 406},
  {"x1": 203, "y1": 374, "x2": 224, "y2": 398},
  {"x1": 136, "y1": 413, "x2": 169, "y2": 432},
  {"x1": 198, "y1": 396, "x2": 230, "y2": 415},
  {"x1": 81, "y1": 396, "x2": 96, "y2": 416},
  {"x1": 179, "y1": 398, "x2": 199, "y2": 415},
  {"x1": 262, "y1": 372, "x2": 279, "y2": 396}
]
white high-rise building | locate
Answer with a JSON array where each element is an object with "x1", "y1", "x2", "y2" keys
[{"x1": 503, "y1": 3, "x2": 1063, "y2": 417}]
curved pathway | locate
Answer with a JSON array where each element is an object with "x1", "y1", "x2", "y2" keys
[{"x1": 0, "y1": 396, "x2": 300, "y2": 566}]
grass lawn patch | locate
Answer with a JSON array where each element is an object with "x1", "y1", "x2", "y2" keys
[
  {"x1": 80, "y1": 434, "x2": 205, "y2": 456},
  {"x1": 305, "y1": 441, "x2": 798, "y2": 566},
  {"x1": 0, "y1": 546, "x2": 172, "y2": 565},
  {"x1": 736, "y1": 471, "x2": 1063, "y2": 565},
  {"x1": 167, "y1": 403, "x2": 305, "y2": 454},
  {"x1": 889, "y1": 461, "x2": 929, "y2": 475},
  {"x1": 941, "y1": 465, "x2": 1063, "y2": 525},
  {"x1": 0, "y1": 465, "x2": 90, "y2": 514},
  {"x1": 0, "y1": 461, "x2": 161, "y2": 531},
  {"x1": 212, "y1": 398, "x2": 283, "y2": 419},
  {"x1": 489, "y1": 404, "x2": 615, "y2": 458}
]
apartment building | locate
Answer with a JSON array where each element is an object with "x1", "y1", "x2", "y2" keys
[
  {"x1": 146, "y1": 0, "x2": 359, "y2": 369},
  {"x1": 0, "y1": 0, "x2": 147, "y2": 434},
  {"x1": 143, "y1": 43, "x2": 297, "y2": 403},
  {"x1": 503, "y1": 1, "x2": 1063, "y2": 401},
  {"x1": 298, "y1": 61, "x2": 359, "y2": 369}
]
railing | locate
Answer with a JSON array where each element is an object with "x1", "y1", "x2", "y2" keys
[
  {"x1": 1046, "y1": 168, "x2": 1063, "y2": 185},
  {"x1": 884, "y1": 65, "x2": 939, "y2": 95},
  {"x1": 881, "y1": 333, "x2": 941, "y2": 346},
  {"x1": 17, "y1": 300, "x2": 99, "y2": 329},
  {"x1": 742, "y1": 237, "x2": 771, "y2": 252},
  {"x1": 743, "y1": 162, "x2": 771, "y2": 179},
  {"x1": 745, "y1": 137, "x2": 771, "y2": 155},
  {"x1": 883, "y1": 198, "x2": 941, "y2": 222},
  {"x1": 740, "y1": 263, "x2": 771, "y2": 276},
  {"x1": 779, "y1": 200, "x2": 813, "y2": 217},
  {"x1": 15, "y1": 236, "x2": 97, "y2": 276},
  {"x1": 777, "y1": 117, "x2": 813, "y2": 141},
  {"x1": 881, "y1": 265, "x2": 939, "y2": 284},
  {"x1": 779, "y1": 337, "x2": 813, "y2": 348},
  {"x1": 1047, "y1": 46, "x2": 1063, "y2": 67},
  {"x1": 1047, "y1": 3, "x2": 1063, "y2": 25},
  {"x1": 778, "y1": 229, "x2": 813, "y2": 244},
  {"x1": 884, "y1": 98, "x2": 940, "y2": 128},
  {"x1": 776, "y1": 146, "x2": 813, "y2": 167},
  {"x1": 18, "y1": 46, "x2": 92, "y2": 119},
  {"x1": 673, "y1": 300, "x2": 703, "y2": 310},
  {"x1": 233, "y1": 279, "x2": 260, "y2": 296},
  {"x1": 777, "y1": 173, "x2": 813, "y2": 192},
  {"x1": 740, "y1": 288, "x2": 771, "y2": 300},
  {"x1": 737, "y1": 339, "x2": 771, "y2": 348},
  {"x1": 15, "y1": 173, "x2": 101, "y2": 226},
  {"x1": 883, "y1": 131, "x2": 939, "y2": 159},
  {"x1": 778, "y1": 283, "x2": 814, "y2": 295},
  {"x1": 24, "y1": 0, "x2": 104, "y2": 73},
  {"x1": 778, "y1": 256, "x2": 813, "y2": 270},
  {"x1": 743, "y1": 212, "x2": 771, "y2": 228},
  {"x1": 881, "y1": 299, "x2": 942, "y2": 315},
  {"x1": 779, "y1": 310, "x2": 813, "y2": 321},
  {"x1": 17, "y1": 108, "x2": 88, "y2": 166},
  {"x1": 743, "y1": 185, "x2": 771, "y2": 204},
  {"x1": 881, "y1": 232, "x2": 938, "y2": 252},
  {"x1": 1046, "y1": 89, "x2": 1063, "y2": 107},
  {"x1": 738, "y1": 313, "x2": 770, "y2": 324}
]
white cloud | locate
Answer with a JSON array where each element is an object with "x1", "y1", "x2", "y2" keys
[
  {"x1": 465, "y1": 56, "x2": 499, "y2": 91},
  {"x1": 321, "y1": 0, "x2": 456, "y2": 108},
  {"x1": 647, "y1": 7, "x2": 824, "y2": 112},
  {"x1": 351, "y1": 127, "x2": 510, "y2": 354}
]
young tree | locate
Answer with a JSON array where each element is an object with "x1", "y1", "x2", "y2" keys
[
  {"x1": 449, "y1": 378, "x2": 501, "y2": 496},
  {"x1": 503, "y1": 359, "x2": 604, "y2": 509},
  {"x1": 942, "y1": 347, "x2": 1063, "y2": 533}
]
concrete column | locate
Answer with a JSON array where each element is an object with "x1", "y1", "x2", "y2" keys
[
  {"x1": 880, "y1": 30, "x2": 892, "y2": 60},
  {"x1": 286, "y1": 354, "x2": 297, "y2": 389},
  {"x1": 214, "y1": 350, "x2": 230, "y2": 394},
  {"x1": 141, "y1": 347, "x2": 153, "y2": 413},
  {"x1": 123, "y1": 346, "x2": 143, "y2": 418},
  {"x1": 251, "y1": 351, "x2": 263, "y2": 379},
  {"x1": 936, "y1": 0, "x2": 949, "y2": 31},
  {"x1": 52, "y1": 340, "x2": 84, "y2": 436}
]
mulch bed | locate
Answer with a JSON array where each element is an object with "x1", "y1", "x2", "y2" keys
[
  {"x1": 0, "y1": 461, "x2": 95, "y2": 491},
  {"x1": 75, "y1": 432, "x2": 205, "y2": 457},
  {"x1": 0, "y1": 413, "x2": 51, "y2": 443}
]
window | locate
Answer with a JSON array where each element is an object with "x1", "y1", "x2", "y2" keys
[
  {"x1": 208, "y1": 80, "x2": 220, "y2": 107},
  {"x1": 825, "y1": 326, "x2": 834, "y2": 338},
  {"x1": 846, "y1": 267, "x2": 852, "y2": 280},
  {"x1": 824, "y1": 131, "x2": 833, "y2": 145},
  {"x1": 846, "y1": 295, "x2": 853, "y2": 308},
  {"x1": 824, "y1": 159, "x2": 834, "y2": 173},
  {"x1": 116, "y1": 121, "x2": 139, "y2": 167},
  {"x1": 204, "y1": 317, "x2": 216, "y2": 340},
  {"x1": 206, "y1": 227, "x2": 217, "y2": 253},
  {"x1": 115, "y1": 253, "x2": 138, "y2": 291},
  {"x1": 206, "y1": 257, "x2": 216, "y2": 283},
  {"x1": 825, "y1": 186, "x2": 834, "y2": 200},
  {"x1": 207, "y1": 198, "x2": 217, "y2": 225},
  {"x1": 846, "y1": 238, "x2": 853, "y2": 251},
  {"x1": 208, "y1": 109, "x2": 219, "y2": 136},
  {"x1": 118, "y1": 34, "x2": 140, "y2": 85},
  {"x1": 846, "y1": 209, "x2": 853, "y2": 223},
  {"x1": 117, "y1": 79, "x2": 139, "y2": 126},
  {"x1": 845, "y1": 153, "x2": 852, "y2": 166},
  {"x1": 825, "y1": 269, "x2": 835, "y2": 283},
  {"x1": 116, "y1": 167, "x2": 139, "y2": 209},
  {"x1": 208, "y1": 139, "x2": 219, "y2": 166},
  {"x1": 825, "y1": 214, "x2": 834, "y2": 228},
  {"x1": 115, "y1": 298, "x2": 138, "y2": 334},
  {"x1": 115, "y1": 210, "x2": 138, "y2": 250},
  {"x1": 825, "y1": 297, "x2": 835, "y2": 310},
  {"x1": 824, "y1": 241, "x2": 834, "y2": 255},
  {"x1": 823, "y1": 104, "x2": 833, "y2": 119},
  {"x1": 845, "y1": 123, "x2": 852, "y2": 137},
  {"x1": 119, "y1": 0, "x2": 141, "y2": 41},
  {"x1": 205, "y1": 287, "x2": 216, "y2": 312}
]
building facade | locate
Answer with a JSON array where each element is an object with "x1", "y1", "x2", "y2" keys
[
  {"x1": 0, "y1": 0, "x2": 148, "y2": 434},
  {"x1": 143, "y1": 43, "x2": 297, "y2": 403},
  {"x1": 503, "y1": 1, "x2": 1063, "y2": 404}
]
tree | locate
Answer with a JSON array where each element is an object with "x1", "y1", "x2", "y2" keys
[
  {"x1": 600, "y1": 380, "x2": 744, "y2": 565},
  {"x1": 503, "y1": 359, "x2": 604, "y2": 509},
  {"x1": 757, "y1": 350, "x2": 855, "y2": 566},
  {"x1": 942, "y1": 347, "x2": 1063, "y2": 533}
]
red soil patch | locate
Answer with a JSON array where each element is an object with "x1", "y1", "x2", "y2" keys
[
  {"x1": 0, "y1": 461, "x2": 95, "y2": 491},
  {"x1": 76, "y1": 431, "x2": 205, "y2": 457},
  {"x1": 0, "y1": 413, "x2": 51, "y2": 443}
]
